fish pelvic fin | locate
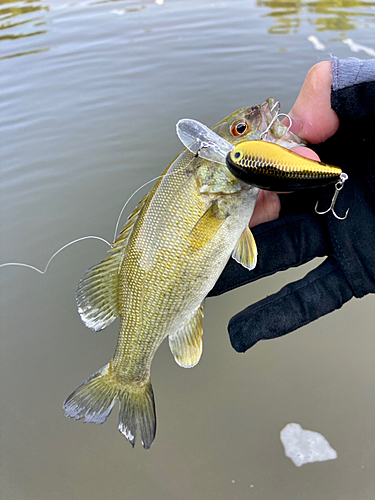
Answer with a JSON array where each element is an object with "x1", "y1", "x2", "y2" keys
[
  {"x1": 63, "y1": 362, "x2": 156, "y2": 449},
  {"x1": 169, "y1": 303, "x2": 204, "y2": 368}
]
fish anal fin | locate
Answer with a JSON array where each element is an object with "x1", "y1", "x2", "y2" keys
[
  {"x1": 169, "y1": 304, "x2": 204, "y2": 368},
  {"x1": 232, "y1": 226, "x2": 257, "y2": 271}
]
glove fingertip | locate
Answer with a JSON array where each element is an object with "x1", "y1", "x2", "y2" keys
[{"x1": 227, "y1": 258, "x2": 353, "y2": 353}]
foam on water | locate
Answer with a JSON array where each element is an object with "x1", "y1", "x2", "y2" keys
[{"x1": 280, "y1": 423, "x2": 337, "y2": 467}]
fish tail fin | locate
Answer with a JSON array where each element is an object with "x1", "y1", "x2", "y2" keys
[
  {"x1": 117, "y1": 381, "x2": 156, "y2": 450},
  {"x1": 63, "y1": 362, "x2": 156, "y2": 449},
  {"x1": 63, "y1": 363, "x2": 118, "y2": 425}
]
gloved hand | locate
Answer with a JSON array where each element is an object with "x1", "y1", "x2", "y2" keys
[{"x1": 209, "y1": 58, "x2": 375, "y2": 352}]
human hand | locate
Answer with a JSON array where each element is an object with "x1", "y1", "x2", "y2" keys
[
  {"x1": 209, "y1": 57, "x2": 375, "y2": 352},
  {"x1": 249, "y1": 61, "x2": 338, "y2": 228}
]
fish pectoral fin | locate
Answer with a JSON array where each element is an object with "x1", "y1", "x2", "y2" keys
[
  {"x1": 169, "y1": 303, "x2": 204, "y2": 368},
  {"x1": 232, "y1": 226, "x2": 258, "y2": 271},
  {"x1": 188, "y1": 203, "x2": 227, "y2": 251}
]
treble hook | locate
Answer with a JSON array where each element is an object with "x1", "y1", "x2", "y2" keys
[
  {"x1": 260, "y1": 102, "x2": 292, "y2": 140},
  {"x1": 315, "y1": 173, "x2": 350, "y2": 220}
]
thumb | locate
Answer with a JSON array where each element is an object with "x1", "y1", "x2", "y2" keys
[
  {"x1": 288, "y1": 61, "x2": 339, "y2": 144},
  {"x1": 228, "y1": 257, "x2": 353, "y2": 352}
]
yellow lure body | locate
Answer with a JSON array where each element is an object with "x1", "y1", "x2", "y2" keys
[{"x1": 227, "y1": 140, "x2": 342, "y2": 191}]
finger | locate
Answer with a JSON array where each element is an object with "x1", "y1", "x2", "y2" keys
[
  {"x1": 291, "y1": 146, "x2": 320, "y2": 162},
  {"x1": 249, "y1": 191, "x2": 280, "y2": 228},
  {"x1": 287, "y1": 61, "x2": 339, "y2": 144},
  {"x1": 249, "y1": 146, "x2": 321, "y2": 229},
  {"x1": 209, "y1": 209, "x2": 331, "y2": 296},
  {"x1": 228, "y1": 257, "x2": 353, "y2": 352}
]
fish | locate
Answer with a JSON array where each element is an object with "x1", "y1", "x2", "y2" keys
[{"x1": 63, "y1": 98, "x2": 342, "y2": 449}]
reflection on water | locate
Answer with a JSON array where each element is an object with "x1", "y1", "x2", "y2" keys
[
  {"x1": 111, "y1": 5, "x2": 147, "y2": 13},
  {"x1": 0, "y1": 0, "x2": 156, "y2": 59},
  {"x1": 0, "y1": 0, "x2": 375, "y2": 60},
  {"x1": 0, "y1": 0, "x2": 49, "y2": 58},
  {"x1": 258, "y1": 0, "x2": 375, "y2": 34},
  {"x1": 0, "y1": 0, "x2": 48, "y2": 39},
  {"x1": 1, "y1": 0, "x2": 375, "y2": 59}
]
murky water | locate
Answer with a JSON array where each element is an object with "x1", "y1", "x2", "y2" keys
[{"x1": 1, "y1": 1, "x2": 375, "y2": 499}]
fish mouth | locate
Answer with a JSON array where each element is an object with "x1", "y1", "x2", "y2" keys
[
  {"x1": 243, "y1": 99, "x2": 281, "y2": 138},
  {"x1": 244, "y1": 104, "x2": 261, "y2": 117},
  {"x1": 244, "y1": 104, "x2": 262, "y2": 121}
]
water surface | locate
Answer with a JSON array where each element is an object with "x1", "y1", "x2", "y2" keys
[{"x1": 1, "y1": 1, "x2": 375, "y2": 499}]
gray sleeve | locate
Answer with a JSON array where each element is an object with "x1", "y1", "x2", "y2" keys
[{"x1": 331, "y1": 55, "x2": 375, "y2": 91}]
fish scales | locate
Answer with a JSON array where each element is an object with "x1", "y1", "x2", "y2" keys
[
  {"x1": 63, "y1": 98, "x2": 315, "y2": 449},
  {"x1": 114, "y1": 150, "x2": 253, "y2": 373},
  {"x1": 114, "y1": 152, "x2": 205, "y2": 374}
]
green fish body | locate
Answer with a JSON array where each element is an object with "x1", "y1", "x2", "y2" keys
[{"x1": 63, "y1": 99, "x2": 305, "y2": 448}]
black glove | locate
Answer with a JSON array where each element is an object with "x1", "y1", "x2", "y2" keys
[{"x1": 209, "y1": 80, "x2": 375, "y2": 352}]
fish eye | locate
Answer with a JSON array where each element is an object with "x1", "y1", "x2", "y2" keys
[{"x1": 230, "y1": 120, "x2": 248, "y2": 137}]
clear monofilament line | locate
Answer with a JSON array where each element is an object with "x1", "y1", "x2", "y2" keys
[
  {"x1": 1, "y1": 140, "x2": 209, "y2": 276},
  {"x1": 113, "y1": 154, "x2": 200, "y2": 240},
  {"x1": 0, "y1": 236, "x2": 111, "y2": 275},
  {"x1": 113, "y1": 175, "x2": 162, "y2": 242}
]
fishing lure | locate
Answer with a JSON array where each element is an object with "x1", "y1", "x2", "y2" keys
[{"x1": 176, "y1": 118, "x2": 349, "y2": 218}]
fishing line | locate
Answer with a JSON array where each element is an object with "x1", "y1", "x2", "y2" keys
[
  {"x1": 0, "y1": 236, "x2": 112, "y2": 275},
  {"x1": 113, "y1": 175, "x2": 162, "y2": 241},
  {"x1": 113, "y1": 153, "x2": 202, "y2": 241},
  {"x1": 0, "y1": 165, "x2": 188, "y2": 276},
  {"x1": 2, "y1": 113, "x2": 284, "y2": 277},
  {"x1": 0, "y1": 178, "x2": 155, "y2": 276}
]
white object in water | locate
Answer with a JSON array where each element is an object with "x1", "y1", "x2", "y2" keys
[
  {"x1": 307, "y1": 35, "x2": 326, "y2": 51},
  {"x1": 280, "y1": 423, "x2": 337, "y2": 467},
  {"x1": 342, "y1": 38, "x2": 375, "y2": 57},
  {"x1": 155, "y1": 0, "x2": 165, "y2": 4}
]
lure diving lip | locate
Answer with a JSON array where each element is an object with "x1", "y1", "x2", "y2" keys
[{"x1": 226, "y1": 140, "x2": 343, "y2": 191}]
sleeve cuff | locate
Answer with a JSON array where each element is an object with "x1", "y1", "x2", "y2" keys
[{"x1": 331, "y1": 55, "x2": 375, "y2": 91}]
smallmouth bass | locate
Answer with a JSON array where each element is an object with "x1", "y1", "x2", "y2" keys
[{"x1": 63, "y1": 99, "x2": 342, "y2": 449}]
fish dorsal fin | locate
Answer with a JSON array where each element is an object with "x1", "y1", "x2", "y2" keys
[
  {"x1": 232, "y1": 226, "x2": 258, "y2": 271},
  {"x1": 76, "y1": 194, "x2": 149, "y2": 332},
  {"x1": 169, "y1": 304, "x2": 204, "y2": 368}
]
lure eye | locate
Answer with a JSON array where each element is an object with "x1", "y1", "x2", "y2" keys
[
  {"x1": 230, "y1": 120, "x2": 248, "y2": 137},
  {"x1": 230, "y1": 149, "x2": 244, "y2": 162}
]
